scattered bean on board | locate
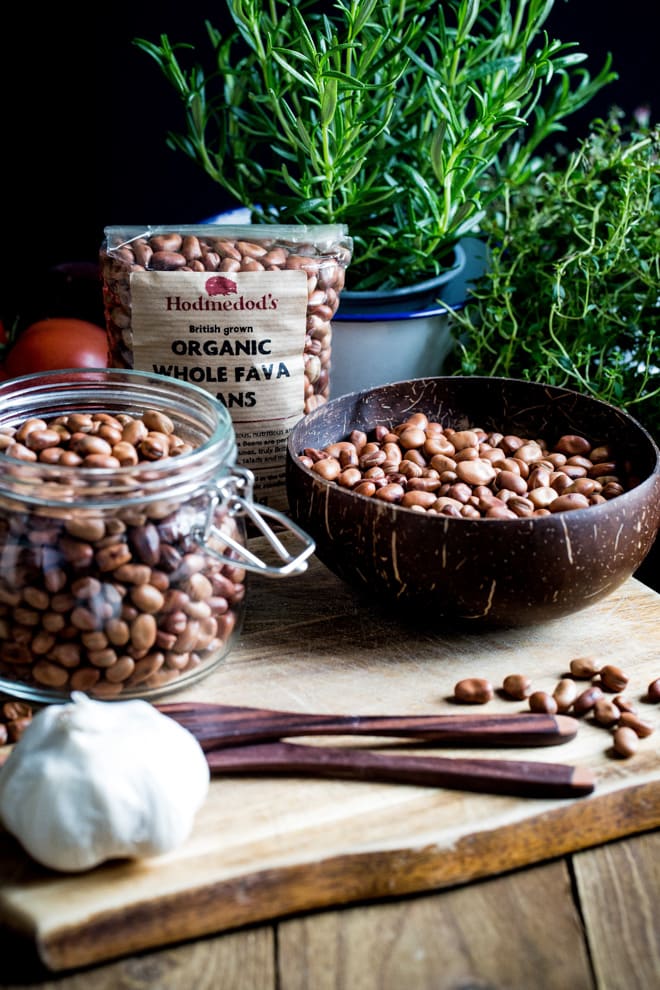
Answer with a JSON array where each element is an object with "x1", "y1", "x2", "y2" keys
[{"x1": 452, "y1": 664, "x2": 658, "y2": 760}]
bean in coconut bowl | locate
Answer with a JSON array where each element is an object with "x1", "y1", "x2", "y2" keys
[{"x1": 285, "y1": 376, "x2": 660, "y2": 627}]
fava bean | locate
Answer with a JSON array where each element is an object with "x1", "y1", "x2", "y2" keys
[
  {"x1": 569, "y1": 656, "x2": 601, "y2": 679},
  {"x1": 453, "y1": 678, "x2": 494, "y2": 704},
  {"x1": 553, "y1": 678, "x2": 578, "y2": 713},
  {"x1": 613, "y1": 726, "x2": 638, "y2": 758},
  {"x1": 528, "y1": 691, "x2": 558, "y2": 715},
  {"x1": 593, "y1": 698, "x2": 620, "y2": 727},
  {"x1": 502, "y1": 674, "x2": 532, "y2": 700},
  {"x1": 647, "y1": 678, "x2": 660, "y2": 703},
  {"x1": 299, "y1": 420, "x2": 632, "y2": 518},
  {"x1": 573, "y1": 686, "x2": 604, "y2": 716},
  {"x1": 599, "y1": 664, "x2": 629, "y2": 693}
]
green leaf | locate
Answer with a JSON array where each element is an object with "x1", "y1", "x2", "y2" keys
[
  {"x1": 430, "y1": 121, "x2": 448, "y2": 183},
  {"x1": 320, "y1": 76, "x2": 338, "y2": 126}
]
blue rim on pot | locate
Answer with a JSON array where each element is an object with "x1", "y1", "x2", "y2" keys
[
  {"x1": 335, "y1": 243, "x2": 468, "y2": 318},
  {"x1": 329, "y1": 300, "x2": 464, "y2": 324}
]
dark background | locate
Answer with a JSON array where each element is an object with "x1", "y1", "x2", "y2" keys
[{"x1": 0, "y1": 1, "x2": 655, "y2": 332}]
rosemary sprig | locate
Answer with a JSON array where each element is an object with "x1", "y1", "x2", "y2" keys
[{"x1": 134, "y1": 0, "x2": 615, "y2": 291}]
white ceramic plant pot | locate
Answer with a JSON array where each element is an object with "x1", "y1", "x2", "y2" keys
[
  {"x1": 330, "y1": 237, "x2": 488, "y2": 398},
  {"x1": 329, "y1": 309, "x2": 457, "y2": 398}
]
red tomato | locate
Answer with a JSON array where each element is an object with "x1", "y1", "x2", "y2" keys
[{"x1": 3, "y1": 318, "x2": 109, "y2": 378}]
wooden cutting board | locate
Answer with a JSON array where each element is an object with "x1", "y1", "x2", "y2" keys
[{"x1": 0, "y1": 546, "x2": 658, "y2": 972}]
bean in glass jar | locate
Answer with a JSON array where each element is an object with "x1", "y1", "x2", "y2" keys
[{"x1": 0, "y1": 369, "x2": 314, "y2": 702}]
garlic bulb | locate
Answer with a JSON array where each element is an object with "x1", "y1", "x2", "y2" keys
[{"x1": 0, "y1": 692, "x2": 210, "y2": 872}]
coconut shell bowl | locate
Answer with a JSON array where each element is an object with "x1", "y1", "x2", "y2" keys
[{"x1": 285, "y1": 377, "x2": 660, "y2": 627}]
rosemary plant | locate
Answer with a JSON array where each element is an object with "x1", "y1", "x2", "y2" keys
[
  {"x1": 448, "y1": 113, "x2": 660, "y2": 439},
  {"x1": 134, "y1": 0, "x2": 614, "y2": 292}
]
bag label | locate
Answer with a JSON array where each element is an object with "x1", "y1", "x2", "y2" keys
[{"x1": 130, "y1": 269, "x2": 308, "y2": 508}]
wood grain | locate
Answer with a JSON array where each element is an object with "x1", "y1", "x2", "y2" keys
[
  {"x1": 0, "y1": 926, "x2": 276, "y2": 990},
  {"x1": 573, "y1": 832, "x2": 660, "y2": 990},
  {"x1": 277, "y1": 859, "x2": 594, "y2": 990},
  {"x1": 0, "y1": 547, "x2": 658, "y2": 973}
]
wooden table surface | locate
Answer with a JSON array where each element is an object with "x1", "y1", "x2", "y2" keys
[
  {"x1": 1, "y1": 830, "x2": 657, "y2": 990},
  {"x1": 0, "y1": 545, "x2": 658, "y2": 990}
]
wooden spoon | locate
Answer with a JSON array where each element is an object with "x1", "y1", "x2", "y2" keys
[
  {"x1": 205, "y1": 741, "x2": 595, "y2": 799},
  {"x1": 158, "y1": 701, "x2": 578, "y2": 750}
]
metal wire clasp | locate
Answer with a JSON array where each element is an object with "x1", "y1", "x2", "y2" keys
[{"x1": 201, "y1": 466, "x2": 315, "y2": 577}]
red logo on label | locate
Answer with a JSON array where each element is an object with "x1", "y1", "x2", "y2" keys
[{"x1": 205, "y1": 276, "x2": 238, "y2": 297}]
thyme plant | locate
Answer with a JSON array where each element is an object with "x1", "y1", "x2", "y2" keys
[
  {"x1": 135, "y1": 0, "x2": 614, "y2": 291},
  {"x1": 449, "y1": 113, "x2": 660, "y2": 439}
]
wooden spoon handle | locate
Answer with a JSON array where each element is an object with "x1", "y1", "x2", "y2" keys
[
  {"x1": 158, "y1": 702, "x2": 577, "y2": 750},
  {"x1": 205, "y1": 741, "x2": 595, "y2": 800}
]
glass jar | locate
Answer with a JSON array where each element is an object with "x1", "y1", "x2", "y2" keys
[{"x1": 0, "y1": 369, "x2": 314, "y2": 703}]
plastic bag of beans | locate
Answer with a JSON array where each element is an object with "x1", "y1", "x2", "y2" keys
[{"x1": 100, "y1": 224, "x2": 353, "y2": 509}]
